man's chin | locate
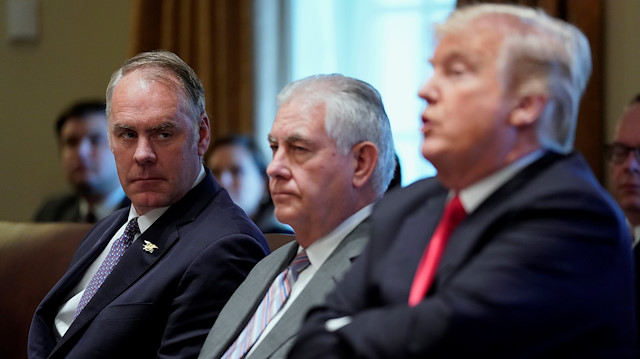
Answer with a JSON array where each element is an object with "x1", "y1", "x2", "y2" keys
[{"x1": 273, "y1": 208, "x2": 297, "y2": 227}]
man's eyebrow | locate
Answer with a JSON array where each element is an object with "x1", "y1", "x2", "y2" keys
[
  {"x1": 431, "y1": 50, "x2": 469, "y2": 66},
  {"x1": 268, "y1": 134, "x2": 311, "y2": 145},
  {"x1": 149, "y1": 122, "x2": 176, "y2": 132},
  {"x1": 111, "y1": 122, "x2": 176, "y2": 132},
  {"x1": 113, "y1": 123, "x2": 134, "y2": 131}
]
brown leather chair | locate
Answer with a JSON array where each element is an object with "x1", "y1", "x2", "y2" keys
[{"x1": 0, "y1": 221, "x2": 92, "y2": 359}]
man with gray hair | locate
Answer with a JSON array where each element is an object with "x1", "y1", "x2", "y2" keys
[
  {"x1": 197, "y1": 74, "x2": 395, "y2": 359},
  {"x1": 28, "y1": 50, "x2": 269, "y2": 358},
  {"x1": 291, "y1": 4, "x2": 637, "y2": 358}
]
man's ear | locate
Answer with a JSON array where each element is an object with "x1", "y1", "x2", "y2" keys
[
  {"x1": 510, "y1": 94, "x2": 547, "y2": 127},
  {"x1": 197, "y1": 114, "x2": 211, "y2": 156},
  {"x1": 351, "y1": 141, "x2": 378, "y2": 188}
]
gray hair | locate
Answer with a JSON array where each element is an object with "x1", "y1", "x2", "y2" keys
[
  {"x1": 105, "y1": 50, "x2": 207, "y2": 140},
  {"x1": 276, "y1": 74, "x2": 396, "y2": 196},
  {"x1": 438, "y1": 4, "x2": 592, "y2": 154}
]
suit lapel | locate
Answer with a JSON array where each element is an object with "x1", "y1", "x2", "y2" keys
[
  {"x1": 248, "y1": 219, "x2": 371, "y2": 359},
  {"x1": 53, "y1": 170, "x2": 220, "y2": 355},
  {"x1": 437, "y1": 151, "x2": 563, "y2": 288},
  {"x1": 45, "y1": 210, "x2": 128, "y2": 355},
  {"x1": 208, "y1": 243, "x2": 299, "y2": 358},
  {"x1": 384, "y1": 187, "x2": 448, "y2": 298}
]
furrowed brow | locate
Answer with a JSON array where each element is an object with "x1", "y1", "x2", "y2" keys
[{"x1": 149, "y1": 122, "x2": 176, "y2": 132}]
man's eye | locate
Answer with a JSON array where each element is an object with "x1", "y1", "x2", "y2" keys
[
  {"x1": 448, "y1": 67, "x2": 466, "y2": 76},
  {"x1": 121, "y1": 132, "x2": 136, "y2": 139},
  {"x1": 446, "y1": 62, "x2": 469, "y2": 77},
  {"x1": 157, "y1": 132, "x2": 171, "y2": 139}
]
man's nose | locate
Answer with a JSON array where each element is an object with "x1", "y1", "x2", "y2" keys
[
  {"x1": 267, "y1": 148, "x2": 291, "y2": 180},
  {"x1": 133, "y1": 137, "x2": 157, "y2": 164}
]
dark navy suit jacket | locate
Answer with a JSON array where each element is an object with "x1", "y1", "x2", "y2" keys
[
  {"x1": 28, "y1": 170, "x2": 269, "y2": 359},
  {"x1": 291, "y1": 152, "x2": 638, "y2": 358}
]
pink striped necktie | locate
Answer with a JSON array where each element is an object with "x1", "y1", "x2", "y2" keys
[
  {"x1": 408, "y1": 195, "x2": 466, "y2": 306},
  {"x1": 221, "y1": 250, "x2": 310, "y2": 359},
  {"x1": 74, "y1": 217, "x2": 140, "y2": 318}
]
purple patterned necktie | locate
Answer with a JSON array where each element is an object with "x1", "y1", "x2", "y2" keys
[
  {"x1": 74, "y1": 217, "x2": 140, "y2": 318},
  {"x1": 221, "y1": 250, "x2": 310, "y2": 359}
]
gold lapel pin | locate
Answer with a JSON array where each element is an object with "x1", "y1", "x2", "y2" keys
[{"x1": 142, "y1": 240, "x2": 159, "y2": 253}]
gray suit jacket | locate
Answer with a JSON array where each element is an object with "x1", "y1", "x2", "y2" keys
[{"x1": 197, "y1": 218, "x2": 370, "y2": 359}]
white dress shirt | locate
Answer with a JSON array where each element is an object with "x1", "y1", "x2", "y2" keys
[{"x1": 458, "y1": 150, "x2": 544, "y2": 213}]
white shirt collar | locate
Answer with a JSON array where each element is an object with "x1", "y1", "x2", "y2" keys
[
  {"x1": 459, "y1": 150, "x2": 544, "y2": 213},
  {"x1": 302, "y1": 204, "x2": 373, "y2": 269}
]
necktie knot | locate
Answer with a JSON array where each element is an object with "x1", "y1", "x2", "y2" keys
[
  {"x1": 123, "y1": 217, "x2": 140, "y2": 243},
  {"x1": 441, "y1": 195, "x2": 466, "y2": 230},
  {"x1": 287, "y1": 250, "x2": 310, "y2": 283}
]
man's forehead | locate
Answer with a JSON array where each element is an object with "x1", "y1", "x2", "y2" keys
[
  {"x1": 612, "y1": 109, "x2": 640, "y2": 152},
  {"x1": 432, "y1": 26, "x2": 503, "y2": 64},
  {"x1": 616, "y1": 104, "x2": 640, "y2": 140}
]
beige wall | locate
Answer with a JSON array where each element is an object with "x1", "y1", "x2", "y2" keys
[
  {"x1": 0, "y1": 0, "x2": 131, "y2": 220},
  {"x1": 603, "y1": 0, "x2": 640, "y2": 188},
  {"x1": 605, "y1": 1, "x2": 640, "y2": 143},
  {"x1": 0, "y1": 1, "x2": 637, "y2": 221}
]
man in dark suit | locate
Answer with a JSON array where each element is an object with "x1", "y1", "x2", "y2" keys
[
  {"x1": 607, "y1": 93, "x2": 640, "y2": 338},
  {"x1": 290, "y1": 4, "x2": 638, "y2": 358},
  {"x1": 33, "y1": 101, "x2": 129, "y2": 223},
  {"x1": 608, "y1": 94, "x2": 640, "y2": 246},
  {"x1": 28, "y1": 50, "x2": 270, "y2": 359},
  {"x1": 197, "y1": 74, "x2": 396, "y2": 359}
]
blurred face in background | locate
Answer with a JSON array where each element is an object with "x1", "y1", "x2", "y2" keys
[
  {"x1": 610, "y1": 103, "x2": 640, "y2": 223},
  {"x1": 59, "y1": 113, "x2": 120, "y2": 197},
  {"x1": 207, "y1": 143, "x2": 266, "y2": 217}
]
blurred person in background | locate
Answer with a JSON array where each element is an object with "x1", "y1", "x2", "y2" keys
[
  {"x1": 33, "y1": 100, "x2": 128, "y2": 223},
  {"x1": 207, "y1": 135, "x2": 291, "y2": 233}
]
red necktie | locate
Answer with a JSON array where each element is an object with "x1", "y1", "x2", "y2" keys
[{"x1": 408, "y1": 195, "x2": 466, "y2": 306}]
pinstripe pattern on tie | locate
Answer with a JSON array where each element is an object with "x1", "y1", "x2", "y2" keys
[
  {"x1": 74, "y1": 217, "x2": 140, "y2": 318},
  {"x1": 221, "y1": 250, "x2": 310, "y2": 359}
]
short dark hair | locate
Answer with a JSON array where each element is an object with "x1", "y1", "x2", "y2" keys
[
  {"x1": 208, "y1": 135, "x2": 267, "y2": 177},
  {"x1": 55, "y1": 100, "x2": 106, "y2": 138}
]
